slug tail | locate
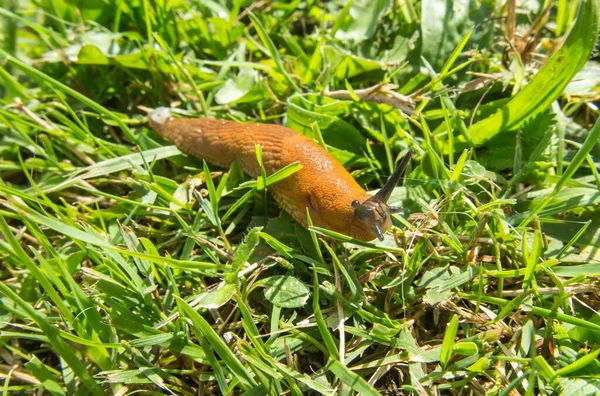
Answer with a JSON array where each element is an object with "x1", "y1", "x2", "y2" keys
[
  {"x1": 146, "y1": 108, "x2": 244, "y2": 169},
  {"x1": 149, "y1": 107, "x2": 172, "y2": 135}
]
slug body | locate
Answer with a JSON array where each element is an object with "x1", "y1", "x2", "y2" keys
[{"x1": 149, "y1": 107, "x2": 413, "y2": 242}]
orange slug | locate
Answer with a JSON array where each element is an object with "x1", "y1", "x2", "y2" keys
[{"x1": 149, "y1": 107, "x2": 414, "y2": 242}]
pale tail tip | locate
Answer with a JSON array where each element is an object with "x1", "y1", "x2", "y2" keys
[{"x1": 149, "y1": 107, "x2": 172, "y2": 131}]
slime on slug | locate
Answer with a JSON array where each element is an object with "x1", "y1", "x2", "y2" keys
[{"x1": 149, "y1": 107, "x2": 414, "y2": 242}]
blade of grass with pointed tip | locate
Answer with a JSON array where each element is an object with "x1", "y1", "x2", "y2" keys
[
  {"x1": 247, "y1": 11, "x2": 301, "y2": 93},
  {"x1": 556, "y1": 347, "x2": 600, "y2": 376},
  {"x1": 312, "y1": 267, "x2": 339, "y2": 360},
  {"x1": 308, "y1": 226, "x2": 403, "y2": 253},
  {"x1": 238, "y1": 350, "x2": 283, "y2": 395},
  {"x1": 274, "y1": 362, "x2": 336, "y2": 395},
  {"x1": 440, "y1": 314, "x2": 458, "y2": 368},
  {"x1": 322, "y1": 241, "x2": 360, "y2": 301},
  {"x1": 222, "y1": 189, "x2": 255, "y2": 222},
  {"x1": 175, "y1": 296, "x2": 256, "y2": 390},
  {"x1": 466, "y1": 294, "x2": 600, "y2": 333},
  {"x1": 0, "y1": 282, "x2": 105, "y2": 396},
  {"x1": 4, "y1": 200, "x2": 217, "y2": 271},
  {"x1": 0, "y1": 48, "x2": 136, "y2": 143},
  {"x1": 38, "y1": 146, "x2": 181, "y2": 194},
  {"x1": 467, "y1": 0, "x2": 598, "y2": 145},
  {"x1": 380, "y1": 112, "x2": 394, "y2": 175},
  {"x1": 203, "y1": 161, "x2": 222, "y2": 228},
  {"x1": 556, "y1": 220, "x2": 592, "y2": 259},
  {"x1": 434, "y1": 27, "x2": 474, "y2": 90},
  {"x1": 306, "y1": 210, "x2": 326, "y2": 266},
  {"x1": 258, "y1": 232, "x2": 294, "y2": 260},
  {"x1": 24, "y1": 356, "x2": 66, "y2": 396},
  {"x1": 519, "y1": 115, "x2": 600, "y2": 227},
  {"x1": 327, "y1": 359, "x2": 382, "y2": 396},
  {"x1": 265, "y1": 162, "x2": 302, "y2": 185},
  {"x1": 198, "y1": 331, "x2": 229, "y2": 394},
  {"x1": 0, "y1": 216, "x2": 73, "y2": 322}
]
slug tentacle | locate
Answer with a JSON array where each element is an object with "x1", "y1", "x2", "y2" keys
[
  {"x1": 148, "y1": 108, "x2": 415, "y2": 242},
  {"x1": 373, "y1": 150, "x2": 416, "y2": 203}
]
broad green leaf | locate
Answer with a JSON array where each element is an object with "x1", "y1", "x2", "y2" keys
[
  {"x1": 466, "y1": 356, "x2": 490, "y2": 372},
  {"x1": 286, "y1": 94, "x2": 366, "y2": 159},
  {"x1": 256, "y1": 275, "x2": 310, "y2": 308},
  {"x1": 421, "y1": 0, "x2": 495, "y2": 70},
  {"x1": 564, "y1": 61, "x2": 600, "y2": 96},
  {"x1": 467, "y1": 0, "x2": 599, "y2": 145},
  {"x1": 453, "y1": 342, "x2": 478, "y2": 356},
  {"x1": 419, "y1": 266, "x2": 477, "y2": 304},
  {"x1": 554, "y1": 264, "x2": 600, "y2": 277},
  {"x1": 322, "y1": 45, "x2": 385, "y2": 81},
  {"x1": 195, "y1": 283, "x2": 236, "y2": 309},
  {"x1": 215, "y1": 68, "x2": 264, "y2": 104},
  {"x1": 334, "y1": 0, "x2": 392, "y2": 42},
  {"x1": 558, "y1": 378, "x2": 600, "y2": 396}
]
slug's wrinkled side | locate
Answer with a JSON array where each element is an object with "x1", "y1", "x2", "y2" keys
[{"x1": 149, "y1": 107, "x2": 414, "y2": 241}]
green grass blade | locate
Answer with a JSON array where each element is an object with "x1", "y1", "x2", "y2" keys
[
  {"x1": 175, "y1": 296, "x2": 256, "y2": 390},
  {"x1": 440, "y1": 314, "x2": 458, "y2": 368},
  {"x1": 467, "y1": 0, "x2": 598, "y2": 145},
  {"x1": 0, "y1": 283, "x2": 105, "y2": 396},
  {"x1": 519, "y1": 115, "x2": 600, "y2": 227},
  {"x1": 265, "y1": 162, "x2": 302, "y2": 186},
  {"x1": 247, "y1": 11, "x2": 301, "y2": 93},
  {"x1": 327, "y1": 359, "x2": 382, "y2": 396},
  {"x1": 555, "y1": 347, "x2": 600, "y2": 376},
  {"x1": 311, "y1": 267, "x2": 339, "y2": 360},
  {"x1": 202, "y1": 161, "x2": 222, "y2": 228},
  {"x1": 309, "y1": 226, "x2": 403, "y2": 252},
  {"x1": 0, "y1": 49, "x2": 136, "y2": 143},
  {"x1": 231, "y1": 227, "x2": 262, "y2": 275}
]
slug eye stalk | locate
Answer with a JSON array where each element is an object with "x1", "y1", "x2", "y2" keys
[{"x1": 373, "y1": 149, "x2": 416, "y2": 204}]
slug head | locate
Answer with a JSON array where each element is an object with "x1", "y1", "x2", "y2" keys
[
  {"x1": 351, "y1": 198, "x2": 394, "y2": 241},
  {"x1": 351, "y1": 150, "x2": 415, "y2": 241}
]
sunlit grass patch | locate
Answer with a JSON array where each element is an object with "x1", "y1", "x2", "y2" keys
[{"x1": 1, "y1": 0, "x2": 600, "y2": 394}]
